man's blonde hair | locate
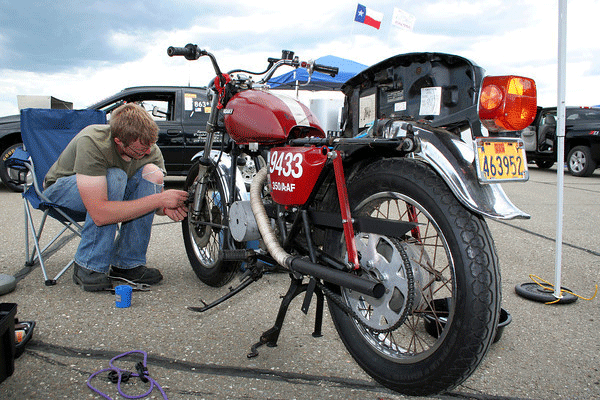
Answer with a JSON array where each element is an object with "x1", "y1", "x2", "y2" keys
[{"x1": 110, "y1": 103, "x2": 159, "y2": 146}]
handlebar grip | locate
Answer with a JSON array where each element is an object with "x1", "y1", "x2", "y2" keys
[
  {"x1": 167, "y1": 44, "x2": 204, "y2": 60},
  {"x1": 313, "y1": 63, "x2": 339, "y2": 77}
]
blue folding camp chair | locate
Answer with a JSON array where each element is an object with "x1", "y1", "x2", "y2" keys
[{"x1": 7, "y1": 108, "x2": 106, "y2": 286}]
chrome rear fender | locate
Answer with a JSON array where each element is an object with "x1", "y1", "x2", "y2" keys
[{"x1": 413, "y1": 129, "x2": 529, "y2": 220}]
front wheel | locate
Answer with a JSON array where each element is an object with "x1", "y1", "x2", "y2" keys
[
  {"x1": 325, "y1": 158, "x2": 500, "y2": 396},
  {"x1": 567, "y1": 145, "x2": 596, "y2": 177},
  {"x1": 182, "y1": 161, "x2": 239, "y2": 287}
]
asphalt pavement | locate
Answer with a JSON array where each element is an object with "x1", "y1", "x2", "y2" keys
[{"x1": 0, "y1": 168, "x2": 599, "y2": 400}]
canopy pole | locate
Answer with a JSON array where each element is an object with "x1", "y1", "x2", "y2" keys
[
  {"x1": 515, "y1": 0, "x2": 576, "y2": 304},
  {"x1": 554, "y1": 0, "x2": 567, "y2": 300}
]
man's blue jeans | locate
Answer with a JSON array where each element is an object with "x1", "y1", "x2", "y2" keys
[{"x1": 42, "y1": 167, "x2": 163, "y2": 273}]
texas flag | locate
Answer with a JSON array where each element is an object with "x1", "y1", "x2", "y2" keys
[{"x1": 354, "y1": 3, "x2": 384, "y2": 30}]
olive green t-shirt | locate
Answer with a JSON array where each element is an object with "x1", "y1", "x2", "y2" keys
[{"x1": 44, "y1": 124, "x2": 165, "y2": 187}]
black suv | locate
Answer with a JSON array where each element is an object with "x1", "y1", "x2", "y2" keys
[
  {"x1": 520, "y1": 106, "x2": 600, "y2": 176},
  {"x1": 0, "y1": 86, "x2": 211, "y2": 191}
]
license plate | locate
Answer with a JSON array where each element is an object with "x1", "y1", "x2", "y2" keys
[{"x1": 474, "y1": 138, "x2": 529, "y2": 183}]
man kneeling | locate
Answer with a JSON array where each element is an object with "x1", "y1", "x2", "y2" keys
[{"x1": 43, "y1": 103, "x2": 188, "y2": 291}]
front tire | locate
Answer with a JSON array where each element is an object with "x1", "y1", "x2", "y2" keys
[
  {"x1": 182, "y1": 161, "x2": 239, "y2": 287},
  {"x1": 567, "y1": 145, "x2": 596, "y2": 177},
  {"x1": 325, "y1": 158, "x2": 500, "y2": 396}
]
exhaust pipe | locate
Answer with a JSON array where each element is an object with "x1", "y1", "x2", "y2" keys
[
  {"x1": 287, "y1": 256, "x2": 385, "y2": 299},
  {"x1": 250, "y1": 167, "x2": 384, "y2": 299}
]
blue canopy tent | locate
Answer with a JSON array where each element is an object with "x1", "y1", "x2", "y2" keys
[{"x1": 268, "y1": 55, "x2": 367, "y2": 91}]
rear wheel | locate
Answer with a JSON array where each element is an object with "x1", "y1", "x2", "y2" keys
[
  {"x1": 567, "y1": 145, "x2": 596, "y2": 177},
  {"x1": 182, "y1": 162, "x2": 239, "y2": 287},
  {"x1": 325, "y1": 158, "x2": 500, "y2": 396}
]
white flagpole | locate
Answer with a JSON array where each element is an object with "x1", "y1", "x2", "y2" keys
[{"x1": 554, "y1": 0, "x2": 567, "y2": 300}]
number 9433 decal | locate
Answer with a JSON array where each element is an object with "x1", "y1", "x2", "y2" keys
[{"x1": 268, "y1": 147, "x2": 328, "y2": 206}]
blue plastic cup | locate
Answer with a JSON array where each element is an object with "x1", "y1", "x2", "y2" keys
[{"x1": 115, "y1": 285, "x2": 132, "y2": 308}]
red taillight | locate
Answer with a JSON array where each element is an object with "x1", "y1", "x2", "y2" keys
[{"x1": 478, "y1": 76, "x2": 537, "y2": 132}]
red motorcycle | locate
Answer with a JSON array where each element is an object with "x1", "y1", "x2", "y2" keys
[{"x1": 168, "y1": 44, "x2": 536, "y2": 396}]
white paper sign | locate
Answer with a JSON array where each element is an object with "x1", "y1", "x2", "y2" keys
[
  {"x1": 420, "y1": 87, "x2": 442, "y2": 116},
  {"x1": 359, "y1": 93, "x2": 376, "y2": 128},
  {"x1": 391, "y1": 8, "x2": 416, "y2": 31}
]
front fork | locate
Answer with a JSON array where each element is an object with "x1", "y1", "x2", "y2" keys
[
  {"x1": 188, "y1": 147, "x2": 245, "y2": 252},
  {"x1": 189, "y1": 168, "x2": 209, "y2": 224}
]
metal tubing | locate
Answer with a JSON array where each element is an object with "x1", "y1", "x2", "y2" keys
[
  {"x1": 250, "y1": 167, "x2": 290, "y2": 267},
  {"x1": 331, "y1": 151, "x2": 359, "y2": 269}
]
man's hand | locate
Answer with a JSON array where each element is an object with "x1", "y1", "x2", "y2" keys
[
  {"x1": 161, "y1": 189, "x2": 189, "y2": 209},
  {"x1": 164, "y1": 205, "x2": 188, "y2": 222}
]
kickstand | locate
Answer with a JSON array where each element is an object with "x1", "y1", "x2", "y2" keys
[
  {"x1": 188, "y1": 276, "x2": 255, "y2": 312},
  {"x1": 247, "y1": 275, "x2": 324, "y2": 358},
  {"x1": 188, "y1": 257, "x2": 263, "y2": 313}
]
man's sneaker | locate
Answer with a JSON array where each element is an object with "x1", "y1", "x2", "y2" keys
[
  {"x1": 72, "y1": 263, "x2": 112, "y2": 292},
  {"x1": 109, "y1": 266, "x2": 163, "y2": 285}
]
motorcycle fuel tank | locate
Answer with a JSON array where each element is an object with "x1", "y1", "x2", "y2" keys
[{"x1": 223, "y1": 90, "x2": 325, "y2": 144}]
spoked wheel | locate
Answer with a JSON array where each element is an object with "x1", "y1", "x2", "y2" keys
[
  {"x1": 182, "y1": 161, "x2": 239, "y2": 287},
  {"x1": 325, "y1": 158, "x2": 500, "y2": 396}
]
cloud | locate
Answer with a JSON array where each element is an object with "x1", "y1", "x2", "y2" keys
[
  {"x1": 0, "y1": 0, "x2": 217, "y2": 72},
  {"x1": 0, "y1": 0, "x2": 599, "y2": 116}
]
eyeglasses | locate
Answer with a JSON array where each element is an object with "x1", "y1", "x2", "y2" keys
[{"x1": 124, "y1": 141, "x2": 153, "y2": 157}]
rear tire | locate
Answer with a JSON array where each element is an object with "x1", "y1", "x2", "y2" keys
[
  {"x1": 182, "y1": 161, "x2": 239, "y2": 287},
  {"x1": 325, "y1": 158, "x2": 500, "y2": 396}
]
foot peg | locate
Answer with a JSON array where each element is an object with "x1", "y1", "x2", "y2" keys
[{"x1": 222, "y1": 249, "x2": 252, "y2": 261}]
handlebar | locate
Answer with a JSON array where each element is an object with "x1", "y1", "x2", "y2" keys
[
  {"x1": 168, "y1": 44, "x2": 223, "y2": 77},
  {"x1": 168, "y1": 44, "x2": 338, "y2": 80},
  {"x1": 312, "y1": 63, "x2": 339, "y2": 77},
  {"x1": 167, "y1": 44, "x2": 206, "y2": 60}
]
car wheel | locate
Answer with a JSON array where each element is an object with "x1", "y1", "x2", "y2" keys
[
  {"x1": 535, "y1": 160, "x2": 554, "y2": 169},
  {"x1": 567, "y1": 146, "x2": 597, "y2": 177},
  {"x1": 0, "y1": 143, "x2": 31, "y2": 192}
]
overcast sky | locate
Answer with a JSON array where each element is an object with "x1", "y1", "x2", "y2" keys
[{"x1": 0, "y1": 0, "x2": 598, "y2": 116}]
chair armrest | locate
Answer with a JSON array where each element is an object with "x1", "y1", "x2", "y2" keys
[{"x1": 5, "y1": 147, "x2": 31, "y2": 170}]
